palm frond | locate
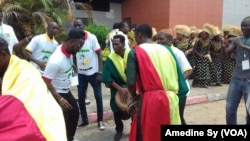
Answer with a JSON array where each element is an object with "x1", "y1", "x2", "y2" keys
[
  {"x1": 66, "y1": 1, "x2": 75, "y2": 22},
  {"x1": 0, "y1": 0, "x2": 12, "y2": 5},
  {"x1": 32, "y1": 11, "x2": 53, "y2": 29},
  {"x1": 2, "y1": 3, "x2": 26, "y2": 13},
  {"x1": 50, "y1": 11, "x2": 63, "y2": 25},
  {"x1": 39, "y1": 0, "x2": 52, "y2": 11},
  {"x1": 2, "y1": 3, "x2": 29, "y2": 23},
  {"x1": 0, "y1": 0, "x2": 92, "y2": 41}
]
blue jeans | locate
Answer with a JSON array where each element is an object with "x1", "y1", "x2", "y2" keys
[
  {"x1": 77, "y1": 73, "x2": 103, "y2": 123},
  {"x1": 226, "y1": 78, "x2": 250, "y2": 124}
]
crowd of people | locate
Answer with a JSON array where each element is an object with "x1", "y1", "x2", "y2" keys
[{"x1": 0, "y1": 5, "x2": 250, "y2": 140}]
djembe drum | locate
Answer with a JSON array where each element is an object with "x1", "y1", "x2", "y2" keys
[{"x1": 114, "y1": 92, "x2": 131, "y2": 120}]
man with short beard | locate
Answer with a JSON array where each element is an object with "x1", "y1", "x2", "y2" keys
[{"x1": 43, "y1": 29, "x2": 85, "y2": 141}]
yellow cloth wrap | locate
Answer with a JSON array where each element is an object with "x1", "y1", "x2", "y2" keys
[
  {"x1": 109, "y1": 48, "x2": 130, "y2": 82},
  {"x1": 144, "y1": 44, "x2": 179, "y2": 94},
  {"x1": 2, "y1": 55, "x2": 67, "y2": 141},
  {"x1": 166, "y1": 91, "x2": 181, "y2": 124},
  {"x1": 141, "y1": 44, "x2": 181, "y2": 125}
]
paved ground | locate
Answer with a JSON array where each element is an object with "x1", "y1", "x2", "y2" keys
[
  {"x1": 70, "y1": 80, "x2": 247, "y2": 141},
  {"x1": 70, "y1": 80, "x2": 229, "y2": 123},
  {"x1": 74, "y1": 99, "x2": 246, "y2": 141}
]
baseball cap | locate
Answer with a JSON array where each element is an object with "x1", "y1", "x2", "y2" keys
[{"x1": 67, "y1": 29, "x2": 85, "y2": 40}]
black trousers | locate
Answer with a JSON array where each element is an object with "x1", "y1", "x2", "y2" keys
[
  {"x1": 113, "y1": 111, "x2": 124, "y2": 132},
  {"x1": 179, "y1": 96, "x2": 187, "y2": 125},
  {"x1": 60, "y1": 91, "x2": 80, "y2": 141}
]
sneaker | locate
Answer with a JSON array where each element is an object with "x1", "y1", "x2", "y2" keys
[
  {"x1": 77, "y1": 121, "x2": 89, "y2": 128},
  {"x1": 85, "y1": 99, "x2": 91, "y2": 105},
  {"x1": 113, "y1": 132, "x2": 122, "y2": 141},
  {"x1": 98, "y1": 121, "x2": 106, "y2": 130}
]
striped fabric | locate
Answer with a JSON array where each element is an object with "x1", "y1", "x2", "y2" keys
[{"x1": 129, "y1": 43, "x2": 180, "y2": 141}]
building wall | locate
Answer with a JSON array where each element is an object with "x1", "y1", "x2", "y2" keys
[
  {"x1": 168, "y1": 0, "x2": 223, "y2": 29},
  {"x1": 122, "y1": 0, "x2": 170, "y2": 31},
  {"x1": 222, "y1": 0, "x2": 250, "y2": 27},
  {"x1": 92, "y1": 3, "x2": 122, "y2": 29},
  {"x1": 72, "y1": 1, "x2": 250, "y2": 32},
  {"x1": 122, "y1": 0, "x2": 223, "y2": 31},
  {"x1": 73, "y1": 3, "x2": 121, "y2": 30}
]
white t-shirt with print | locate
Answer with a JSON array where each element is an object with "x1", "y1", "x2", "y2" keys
[
  {"x1": 43, "y1": 45, "x2": 73, "y2": 94},
  {"x1": 25, "y1": 33, "x2": 58, "y2": 71},
  {"x1": 171, "y1": 46, "x2": 192, "y2": 95},
  {"x1": 0, "y1": 24, "x2": 18, "y2": 54},
  {"x1": 76, "y1": 32, "x2": 100, "y2": 76}
]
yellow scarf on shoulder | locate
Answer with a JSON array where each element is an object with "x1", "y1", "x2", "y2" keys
[{"x1": 109, "y1": 48, "x2": 130, "y2": 82}]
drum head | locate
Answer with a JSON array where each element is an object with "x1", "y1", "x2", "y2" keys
[
  {"x1": 115, "y1": 93, "x2": 131, "y2": 120},
  {"x1": 115, "y1": 92, "x2": 128, "y2": 112}
]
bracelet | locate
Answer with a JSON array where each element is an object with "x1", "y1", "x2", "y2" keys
[{"x1": 59, "y1": 97, "x2": 64, "y2": 103}]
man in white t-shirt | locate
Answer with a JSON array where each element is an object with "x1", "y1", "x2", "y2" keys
[
  {"x1": 24, "y1": 22, "x2": 59, "y2": 73},
  {"x1": 118, "y1": 21, "x2": 131, "y2": 49},
  {"x1": 73, "y1": 18, "x2": 105, "y2": 130},
  {"x1": 0, "y1": 9, "x2": 18, "y2": 54},
  {"x1": 105, "y1": 22, "x2": 130, "y2": 53},
  {"x1": 42, "y1": 29, "x2": 85, "y2": 141},
  {"x1": 156, "y1": 30, "x2": 193, "y2": 125}
]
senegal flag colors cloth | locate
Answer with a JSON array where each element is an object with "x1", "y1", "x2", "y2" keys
[
  {"x1": 163, "y1": 44, "x2": 189, "y2": 107},
  {"x1": 101, "y1": 48, "x2": 130, "y2": 112},
  {"x1": 129, "y1": 43, "x2": 181, "y2": 141},
  {"x1": 0, "y1": 55, "x2": 67, "y2": 141}
]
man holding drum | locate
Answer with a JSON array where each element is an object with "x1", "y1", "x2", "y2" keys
[{"x1": 101, "y1": 34, "x2": 131, "y2": 141}]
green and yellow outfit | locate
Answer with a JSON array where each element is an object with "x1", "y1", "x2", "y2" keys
[{"x1": 101, "y1": 48, "x2": 130, "y2": 133}]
